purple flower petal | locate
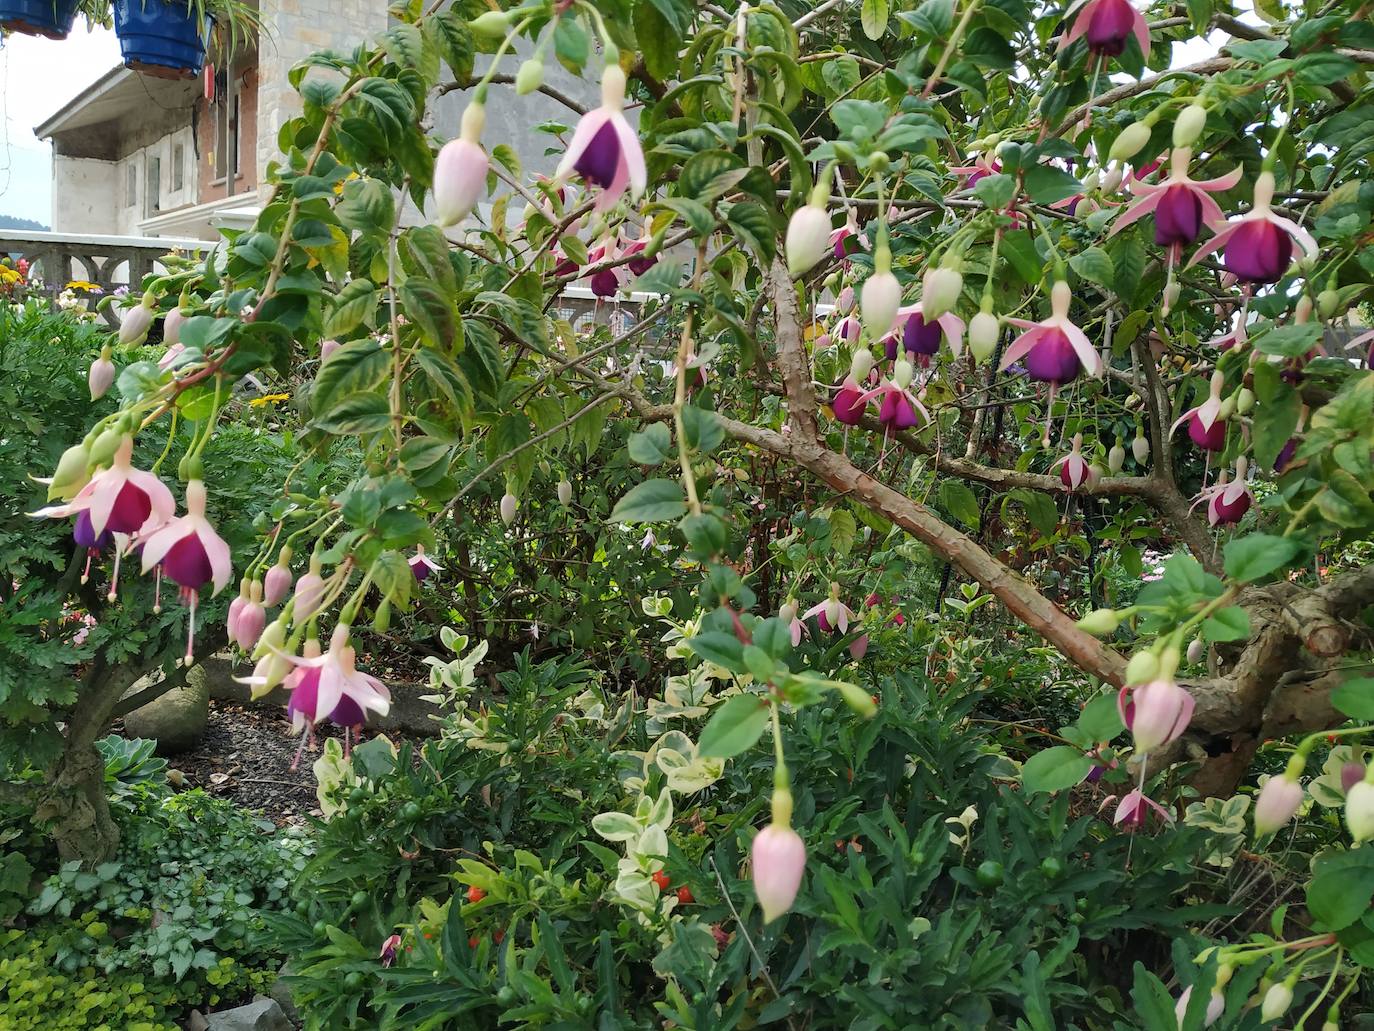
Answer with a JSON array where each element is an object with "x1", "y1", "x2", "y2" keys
[{"x1": 574, "y1": 121, "x2": 622, "y2": 190}]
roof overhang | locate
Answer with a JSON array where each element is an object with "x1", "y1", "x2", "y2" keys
[{"x1": 35, "y1": 65, "x2": 198, "y2": 140}]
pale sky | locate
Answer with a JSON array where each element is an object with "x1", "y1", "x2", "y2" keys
[
  {"x1": 0, "y1": 24, "x2": 122, "y2": 223},
  {"x1": 0, "y1": 18, "x2": 1231, "y2": 227}
]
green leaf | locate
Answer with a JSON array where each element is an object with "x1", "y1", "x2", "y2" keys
[
  {"x1": 1202, "y1": 606, "x2": 1250, "y2": 643},
  {"x1": 1000, "y1": 230, "x2": 1043, "y2": 285},
  {"x1": 724, "y1": 201, "x2": 777, "y2": 264},
  {"x1": 973, "y1": 173, "x2": 1016, "y2": 210},
  {"x1": 1130, "y1": 963, "x2": 1180, "y2": 1031},
  {"x1": 1331, "y1": 677, "x2": 1374, "y2": 720},
  {"x1": 313, "y1": 391, "x2": 392, "y2": 435},
  {"x1": 937, "y1": 481, "x2": 980, "y2": 529},
  {"x1": 427, "y1": 9, "x2": 474, "y2": 81},
  {"x1": 1023, "y1": 165, "x2": 1082, "y2": 205},
  {"x1": 1255, "y1": 322, "x2": 1322, "y2": 358},
  {"x1": 628, "y1": 423, "x2": 673, "y2": 465},
  {"x1": 1069, "y1": 246, "x2": 1114, "y2": 289},
  {"x1": 860, "y1": 0, "x2": 889, "y2": 40},
  {"x1": 679, "y1": 150, "x2": 747, "y2": 201},
  {"x1": 697, "y1": 693, "x2": 770, "y2": 758},
  {"x1": 609, "y1": 479, "x2": 688, "y2": 523},
  {"x1": 687, "y1": 631, "x2": 746, "y2": 671},
  {"x1": 1021, "y1": 746, "x2": 1093, "y2": 794},
  {"x1": 1294, "y1": 52, "x2": 1358, "y2": 85},
  {"x1": 312, "y1": 338, "x2": 389, "y2": 411},
  {"x1": 631, "y1": 260, "x2": 684, "y2": 295},
  {"x1": 1076, "y1": 692, "x2": 1125, "y2": 741},
  {"x1": 681, "y1": 405, "x2": 724, "y2": 454},
  {"x1": 336, "y1": 177, "x2": 396, "y2": 237},
  {"x1": 1223, "y1": 534, "x2": 1303, "y2": 583},
  {"x1": 634, "y1": 0, "x2": 680, "y2": 81},
  {"x1": 1308, "y1": 849, "x2": 1374, "y2": 931},
  {"x1": 400, "y1": 278, "x2": 457, "y2": 349},
  {"x1": 554, "y1": 15, "x2": 590, "y2": 70},
  {"x1": 821, "y1": 56, "x2": 861, "y2": 96}
]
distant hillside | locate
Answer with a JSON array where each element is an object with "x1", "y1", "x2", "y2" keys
[{"x1": 0, "y1": 215, "x2": 48, "y2": 231}]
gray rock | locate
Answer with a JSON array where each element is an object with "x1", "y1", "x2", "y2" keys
[
  {"x1": 187, "y1": 1010, "x2": 210, "y2": 1031},
  {"x1": 122, "y1": 664, "x2": 210, "y2": 756},
  {"x1": 204, "y1": 996, "x2": 292, "y2": 1031},
  {"x1": 267, "y1": 963, "x2": 299, "y2": 1024}
]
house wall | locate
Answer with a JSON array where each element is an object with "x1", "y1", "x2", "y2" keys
[
  {"x1": 199, "y1": 63, "x2": 261, "y2": 203},
  {"x1": 50, "y1": 157, "x2": 118, "y2": 235},
  {"x1": 112, "y1": 124, "x2": 200, "y2": 236},
  {"x1": 254, "y1": 0, "x2": 390, "y2": 200}
]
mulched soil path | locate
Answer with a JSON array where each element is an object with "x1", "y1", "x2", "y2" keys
[{"x1": 165, "y1": 699, "x2": 365, "y2": 827}]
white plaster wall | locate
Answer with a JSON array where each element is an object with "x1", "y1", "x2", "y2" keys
[
  {"x1": 110, "y1": 125, "x2": 200, "y2": 236},
  {"x1": 51, "y1": 156, "x2": 120, "y2": 235}
]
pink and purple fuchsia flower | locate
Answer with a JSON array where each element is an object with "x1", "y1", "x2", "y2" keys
[
  {"x1": 138, "y1": 478, "x2": 232, "y2": 661},
  {"x1": 1109, "y1": 147, "x2": 1241, "y2": 247},
  {"x1": 1000, "y1": 281, "x2": 1102, "y2": 385},
  {"x1": 1059, "y1": 0, "x2": 1150, "y2": 58},
  {"x1": 409, "y1": 545, "x2": 443, "y2": 582},
  {"x1": 1170, "y1": 370, "x2": 1229, "y2": 453},
  {"x1": 1053, "y1": 435, "x2": 1097, "y2": 491},
  {"x1": 1191, "y1": 458, "x2": 1253, "y2": 527},
  {"x1": 802, "y1": 583, "x2": 857, "y2": 635},
  {"x1": 34, "y1": 435, "x2": 175, "y2": 539},
  {"x1": 1187, "y1": 171, "x2": 1317, "y2": 284},
  {"x1": 890, "y1": 303, "x2": 966, "y2": 366},
  {"x1": 556, "y1": 64, "x2": 646, "y2": 212}
]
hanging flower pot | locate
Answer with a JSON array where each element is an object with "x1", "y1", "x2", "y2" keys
[
  {"x1": 112, "y1": 0, "x2": 207, "y2": 80},
  {"x1": 0, "y1": 0, "x2": 80, "y2": 39}
]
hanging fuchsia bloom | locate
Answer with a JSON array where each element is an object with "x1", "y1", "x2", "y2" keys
[
  {"x1": 752, "y1": 823, "x2": 806, "y2": 923},
  {"x1": 832, "y1": 314, "x2": 861, "y2": 345},
  {"x1": 1191, "y1": 458, "x2": 1253, "y2": 526},
  {"x1": 1060, "y1": 0, "x2": 1150, "y2": 58},
  {"x1": 950, "y1": 155, "x2": 1000, "y2": 190},
  {"x1": 1109, "y1": 147, "x2": 1241, "y2": 246},
  {"x1": 1188, "y1": 171, "x2": 1317, "y2": 284},
  {"x1": 1118, "y1": 679, "x2": 1194, "y2": 753},
  {"x1": 779, "y1": 599, "x2": 806, "y2": 647},
  {"x1": 894, "y1": 303, "x2": 965, "y2": 364},
  {"x1": 830, "y1": 217, "x2": 867, "y2": 260},
  {"x1": 1208, "y1": 314, "x2": 1248, "y2": 352},
  {"x1": 1000, "y1": 281, "x2": 1102, "y2": 384},
  {"x1": 556, "y1": 63, "x2": 646, "y2": 211},
  {"x1": 1053, "y1": 434, "x2": 1096, "y2": 491},
  {"x1": 379, "y1": 934, "x2": 402, "y2": 968},
  {"x1": 620, "y1": 233, "x2": 657, "y2": 276},
  {"x1": 434, "y1": 101, "x2": 490, "y2": 226},
  {"x1": 263, "y1": 553, "x2": 293, "y2": 606},
  {"x1": 803, "y1": 582, "x2": 857, "y2": 635},
  {"x1": 409, "y1": 545, "x2": 443, "y2": 582},
  {"x1": 584, "y1": 240, "x2": 625, "y2": 298},
  {"x1": 1111, "y1": 788, "x2": 1173, "y2": 829},
  {"x1": 866, "y1": 592, "x2": 906, "y2": 626},
  {"x1": 138, "y1": 478, "x2": 231, "y2": 660},
  {"x1": 857, "y1": 358, "x2": 931, "y2": 433},
  {"x1": 73, "y1": 509, "x2": 114, "y2": 584},
  {"x1": 831, "y1": 349, "x2": 874, "y2": 425},
  {"x1": 89, "y1": 348, "x2": 115, "y2": 400},
  {"x1": 1171, "y1": 370, "x2": 1228, "y2": 452},
  {"x1": 282, "y1": 626, "x2": 392, "y2": 730},
  {"x1": 32, "y1": 435, "x2": 176, "y2": 538}
]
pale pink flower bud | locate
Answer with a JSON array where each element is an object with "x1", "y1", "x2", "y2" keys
[
  {"x1": 861, "y1": 271, "x2": 901, "y2": 338},
  {"x1": 836, "y1": 285, "x2": 855, "y2": 313},
  {"x1": 1128, "y1": 679, "x2": 1194, "y2": 753},
  {"x1": 263, "y1": 554, "x2": 292, "y2": 607},
  {"x1": 500, "y1": 491, "x2": 518, "y2": 526},
  {"x1": 89, "y1": 350, "x2": 116, "y2": 400},
  {"x1": 1186, "y1": 637, "x2": 1204, "y2": 664},
  {"x1": 227, "y1": 579, "x2": 249, "y2": 643},
  {"x1": 1346, "y1": 780, "x2": 1374, "y2": 841},
  {"x1": 1132, "y1": 432, "x2": 1150, "y2": 465},
  {"x1": 163, "y1": 307, "x2": 186, "y2": 348},
  {"x1": 434, "y1": 102, "x2": 489, "y2": 228},
  {"x1": 786, "y1": 204, "x2": 832, "y2": 277},
  {"x1": 1341, "y1": 761, "x2": 1366, "y2": 794},
  {"x1": 1260, "y1": 980, "x2": 1293, "y2": 1022},
  {"x1": 1173, "y1": 103, "x2": 1207, "y2": 149},
  {"x1": 557, "y1": 479, "x2": 573, "y2": 505},
  {"x1": 921, "y1": 267, "x2": 963, "y2": 320},
  {"x1": 292, "y1": 556, "x2": 326, "y2": 621},
  {"x1": 1108, "y1": 443, "x2": 1125, "y2": 473},
  {"x1": 235, "y1": 581, "x2": 266, "y2": 651},
  {"x1": 1108, "y1": 121, "x2": 1151, "y2": 163},
  {"x1": 1175, "y1": 986, "x2": 1225, "y2": 1028},
  {"x1": 1253, "y1": 773, "x2": 1303, "y2": 834},
  {"x1": 968, "y1": 310, "x2": 999, "y2": 364},
  {"x1": 752, "y1": 824, "x2": 806, "y2": 923},
  {"x1": 119, "y1": 298, "x2": 156, "y2": 345}
]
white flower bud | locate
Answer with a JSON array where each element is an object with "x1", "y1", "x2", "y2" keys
[
  {"x1": 921, "y1": 266, "x2": 963, "y2": 320},
  {"x1": 500, "y1": 492, "x2": 518, "y2": 526},
  {"x1": 1173, "y1": 104, "x2": 1208, "y2": 149},
  {"x1": 968, "y1": 311, "x2": 999, "y2": 364},
  {"x1": 1109, "y1": 121, "x2": 1152, "y2": 163}
]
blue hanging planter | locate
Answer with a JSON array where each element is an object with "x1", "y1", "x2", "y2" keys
[
  {"x1": 112, "y1": 0, "x2": 207, "y2": 80},
  {"x1": 0, "y1": 0, "x2": 80, "y2": 38}
]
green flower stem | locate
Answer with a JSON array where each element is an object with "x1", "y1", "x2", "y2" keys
[{"x1": 920, "y1": 0, "x2": 982, "y2": 100}]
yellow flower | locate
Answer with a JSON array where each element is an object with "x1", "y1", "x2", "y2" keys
[
  {"x1": 248, "y1": 393, "x2": 291, "y2": 408},
  {"x1": 333, "y1": 171, "x2": 360, "y2": 196},
  {"x1": 66, "y1": 280, "x2": 100, "y2": 291}
]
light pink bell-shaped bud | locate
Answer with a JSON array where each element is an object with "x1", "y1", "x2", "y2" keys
[
  {"x1": 968, "y1": 310, "x2": 999, "y2": 364},
  {"x1": 557, "y1": 479, "x2": 573, "y2": 505},
  {"x1": 89, "y1": 348, "x2": 116, "y2": 400},
  {"x1": 786, "y1": 203, "x2": 832, "y2": 277},
  {"x1": 1341, "y1": 761, "x2": 1366, "y2": 794},
  {"x1": 227, "y1": 577, "x2": 250, "y2": 642},
  {"x1": 1129, "y1": 679, "x2": 1194, "y2": 753},
  {"x1": 118, "y1": 295, "x2": 156, "y2": 345},
  {"x1": 1108, "y1": 443, "x2": 1125, "y2": 473},
  {"x1": 434, "y1": 101, "x2": 490, "y2": 227},
  {"x1": 163, "y1": 307, "x2": 186, "y2": 348},
  {"x1": 1253, "y1": 772, "x2": 1303, "y2": 834},
  {"x1": 752, "y1": 824, "x2": 806, "y2": 923},
  {"x1": 836, "y1": 284, "x2": 855, "y2": 313},
  {"x1": 1132, "y1": 432, "x2": 1150, "y2": 465},
  {"x1": 263, "y1": 552, "x2": 293, "y2": 606},
  {"x1": 861, "y1": 271, "x2": 901, "y2": 339},
  {"x1": 848, "y1": 634, "x2": 870, "y2": 660},
  {"x1": 1346, "y1": 780, "x2": 1374, "y2": 842},
  {"x1": 921, "y1": 266, "x2": 963, "y2": 320},
  {"x1": 235, "y1": 581, "x2": 266, "y2": 651},
  {"x1": 292, "y1": 555, "x2": 326, "y2": 621},
  {"x1": 1260, "y1": 980, "x2": 1294, "y2": 1022},
  {"x1": 500, "y1": 491, "x2": 518, "y2": 526},
  {"x1": 1186, "y1": 637, "x2": 1204, "y2": 664}
]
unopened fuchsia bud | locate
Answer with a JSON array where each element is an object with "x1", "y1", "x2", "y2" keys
[
  {"x1": 850, "y1": 347, "x2": 875, "y2": 383},
  {"x1": 1186, "y1": 637, "x2": 1205, "y2": 664},
  {"x1": 752, "y1": 784, "x2": 806, "y2": 923},
  {"x1": 1295, "y1": 293, "x2": 1314, "y2": 324},
  {"x1": 1260, "y1": 978, "x2": 1295, "y2": 1022},
  {"x1": 119, "y1": 292, "x2": 158, "y2": 345},
  {"x1": 1129, "y1": 678, "x2": 1194, "y2": 753},
  {"x1": 1108, "y1": 441, "x2": 1125, "y2": 473},
  {"x1": 227, "y1": 577, "x2": 250, "y2": 644},
  {"x1": 469, "y1": 9, "x2": 512, "y2": 37},
  {"x1": 557, "y1": 479, "x2": 573, "y2": 505},
  {"x1": 1077, "y1": 608, "x2": 1121, "y2": 635},
  {"x1": 1341, "y1": 761, "x2": 1366, "y2": 794},
  {"x1": 434, "y1": 100, "x2": 489, "y2": 228},
  {"x1": 43, "y1": 441, "x2": 92, "y2": 502},
  {"x1": 921, "y1": 265, "x2": 963, "y2": 320},
  {"x1": 861, "y1": 245, "x2": 901, "y2": 338},
  {"x1": 1132, "y1": 430, "x2": 1150, "y2": 465},
  {"x1": 241, "y1": 618, "x2": 292, "y2": 700},
  {"x1": 1124, "y1": 650, "x2": 1159, "y2": 685},
  {"x1": 514, "y1": 57, "x2": 544, "y2": 95},
  {"x1": 292, "y1": 554, "x2": 326, "y2": 621},
  {"x1": 235, "y1": 580, "x2": 266, "y2": 651},
  {"x1": 968, "y1": 309, "x2": 999, "y2": 364},
  {"x1": 500, "y1": 491, "x2": 518, "y2": 526},
  {"x1": 836, "y1": 284, "x2": 855, "y2": 313},
  {"x1": 1235, "y1": 386, "x2": 1255, "y2": 415},
  {"x1": 163, "y1": 306, "x2": 186, "y2": 348},
  {"x1": 1253, "y1": 760, "x2": 1305, "y2": 835},
  {"x1": 1346, "y1": 776, "x2": 1374, "y2": 842},
  {"x1": 89, "y1": 346, "x2": 116, "y2": 400},
  {"x1": 786, "y1": 182, "x2": 834, "y2": 277},
  {"x1": 1101, "y1": 165, "x2": 1124, "y2": 192},
  {"x1": 1109, "y1": 120, "x2": 1152, "y2": 163},
  {"x1": 1172, "y1": 103, "x2": 1208, "y2": 149},
  {"x1": 263, "y1": 548, "x2": 293, "y2": 606}
]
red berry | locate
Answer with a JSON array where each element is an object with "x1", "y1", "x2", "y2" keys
[
  {"x1": 652, "y1": 870, "x2": 671, "y2": 892},
  {"x1": 676, "y1": 886, "x2": 694, "y2": 905},
  {"x1": 467, "y1": 935, "x2": 480, "y2": 949},
  {"x1": 493, "y1": 929, "x2": 505, "y2": 944},
  {"x1": 467, "y1": 885, "x2": 486, "y2": 904}
]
